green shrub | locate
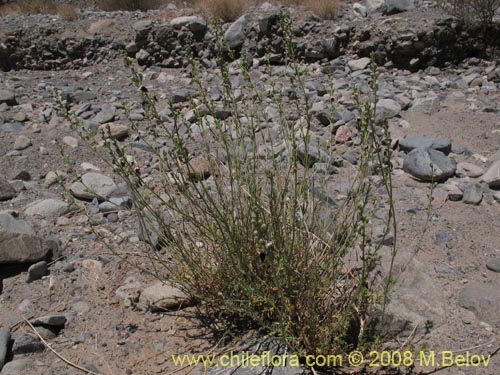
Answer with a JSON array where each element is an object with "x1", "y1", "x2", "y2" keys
[{"x1": 60, "y1": 12, "x2": 399, "y2": 366}]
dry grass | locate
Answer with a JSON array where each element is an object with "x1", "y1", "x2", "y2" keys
[
  {"x1": 195, "y1": 0, "x2": 252, "y2": 22},
  {"x1": 300, "y1": 0, "x2": 340, "y2": 19},
  {"x1": 0, "y1": 0, "x2": 79, "y2": 20},
  {"x1": 195, "y1": 0, "x2": 340, "y2": 22},
  {"x1": 95, "y1": 0, "x2": 164, "y2": 11}
]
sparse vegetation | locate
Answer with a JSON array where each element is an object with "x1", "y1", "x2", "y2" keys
[
  {"x1": 438, "y1": 0, "x2": 500, "y2": 24},
  {"x1": 196, "y1": 0, "x2": 250, "y2": 22},
  {"x1": 59, "y1": 12, "x2": 399, "y2": 366}
]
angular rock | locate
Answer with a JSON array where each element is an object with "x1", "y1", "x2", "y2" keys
[
  {"x1": 13, "y1": 135, "x2": 31, "y2": 151},
  {"x1": 139, "y1": 282, "x2": 193, "y2": 311},
  {"x1": 92, "y1": 104, "x2": 116, "y2": 124},
  {"x1": 348, "y1": 57, "x2": 371, "y2": 71},
  {"x1": 24, "y1": 198, "x2": 73, "y2": 218},
  {"x1": 376, "y1": 98, "x2": 401, "y2": 122},
  {"x1": 70, "y1": 173, "x2": 117, "y2": 201},
  {"x1": 403, "y1": 148, "x2": 457, "y2": 182},
  {"x1": 31, "y1": 314, "x2": 67, "y2": 327},
  {"x1": 0, "y1": 328, "x2": 9, "y2": 370},
  {"x1": 458, "y1": 282, "x2": 500, "y2": 327},
  {"x1": 462, "y1": 183, "x2": 483, "y2": 205},
  {"x1": 399, "y1": 136, "x2": 452, "y2": 154},
  {"x1": 441, "y1": 184, "x2": 463, "y2": 201},
  {"x1": 0, "y1": 176, "x2": 16, "y2": 201},
  {"x1": 0, "y1": 90, "x2": 17, "y2": 106},
  {"x1": 0, "y1": 213, "x2": 56, "y2": 264},
  {"x1": 410, "y1": 96, "x2": 440, "y2": 114},
  {"x1": 480, "y1": 160, "x2": 500, "y2": 188},
  {"x1": 224, "y1": 14, "x2": 248, "y2": 50},
  {"x1": 26, "y1": 261, "x2": 48, "y2": 283},
  {"x1": 11, "y1": 333, "x2": 44, "y2": 354}
]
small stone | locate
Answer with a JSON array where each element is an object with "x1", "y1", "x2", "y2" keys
[
  {"x1": 441, "y1": 184, "x2": 463, "y2": 201},
  {"x1": 26, "y1": 261, "x2": 48, "y2": 283},
  {"x1": 31, "y1": 314, "x2": 67, "y2": 327},
  {"x1": 480, "y1": 160, "x2": 500, "y2": 188},
  {"x1": 486, "y1": 259, "x2": 500, "y2": 273},
  {"x1": 456, "y1": 162, "x2": 484, "y2": 178},
  {"x1": 410, "y1": 96, "x2": 440, "y2": 114},
  {"x1": 25, "y1": 198, "x2": 73, "y2": 218},
  {"x1": 13, "y1": 135, "x2": 31, "y2": 150},
  {"x1": 12, "y1": 170, "x2": 30, "y2": 181},
  {"x1": 348, "y1": 57, "x2": 371, "y2": 71},
  {"x1": 376, "y1": 98, "x2": 401, "y2": 121},
  {"x1": 183, "y1": 156, "x2": 211, "y2": 181},
  {"x1": 139, "y1": 282, "x2": 193, "y2": 311},
  {"x1": 99, "y1": 123, "x2": 130, "y2": 140},
  {"x1": 92, "y1": 104, "x2": 116, "y2": 124},
  {"x1": 44, "y1": 171, "x2": 65, "y2": 186},
  {"x1": 135, "y1": 49, "x2": 150, "y2": 65},
  {"x1": 62, "y1": 136, "x2": 79, "y2": 148},
  {"x1": 335, "y1": 125, "x2": 352, "y2": 143},
  {"x1": 462, "y1": 183, "x2": 483, "y2": 205},
  {"x1": 34, "y1": 326, "x2": 57, "y2": 340},
  {"x1": 70, "y1": 173, "x2": 117, "y2": 201}
]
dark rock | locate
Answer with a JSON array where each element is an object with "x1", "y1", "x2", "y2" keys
[{"x1": 11, "y1": 333, "x2": 44, "y2": 354}]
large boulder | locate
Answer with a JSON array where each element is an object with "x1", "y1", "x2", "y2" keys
[
  {"x1": 0, "y1": 213, "x2": 56, "y2": 264},
  {"x1": 403, "y1": 148, "x2": 457, "y2": 182}
]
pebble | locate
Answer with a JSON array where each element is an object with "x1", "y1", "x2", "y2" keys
[
  {"x1": 486, "y1": 259, "x2": 500, "y2": 273},
  {"x1": 26, "y1": 260, "x2": 48, "y2": 283},
  {"x1": 13, "y1": 135, "x2": 31, "y2": 151}
]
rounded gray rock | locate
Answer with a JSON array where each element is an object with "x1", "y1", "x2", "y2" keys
[
  {"x1": 399, "y1": 136, "x2": 452, "y2": 154},
  {"x1": 403, "y1": 148, "x2": 457, "y2": 182}
]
